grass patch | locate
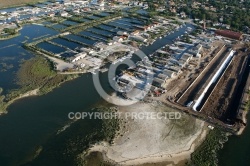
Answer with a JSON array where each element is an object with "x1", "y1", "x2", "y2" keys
[
  {"x1": 16, "y1": 56, "x2": 56, "y2": 89},
  {"x1": 0, "y1": 56, "x2": 78, "y2": 113},
  {"x1": 15, "y1": 55, "x2": 78, "y2": 96}
]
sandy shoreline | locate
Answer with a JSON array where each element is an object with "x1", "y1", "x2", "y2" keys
[
  {"x1": 0, "y1": 88, "x2": 39, "y2": 115},
  {"x1": 0, "y1": 73, "x2": 79, "y2": 115},
  {"x1": 84, "y1": 102, "x2": 208, "y2": 166},
  {"x1": 89, "y1": 128, "x2": 207, "y2": 166}
]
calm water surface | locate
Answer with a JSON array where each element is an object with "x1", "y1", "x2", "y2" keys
[{"x1": 0, "y1": 23, "x2": 195, "y2": 165}]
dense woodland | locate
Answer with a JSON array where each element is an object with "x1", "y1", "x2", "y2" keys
[{"x1": 142, "y1": 0, "x2": 250, "y2": 31}]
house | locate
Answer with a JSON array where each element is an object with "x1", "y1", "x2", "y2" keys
[
  {"x1": 181, "y1": 53, "x2": 192, "y2": 62},
  {"x1": 143, "y1": 3, "x2": 148, "y2": 8},
  {"x1": 142, "y1": 33, "x2": 150, "y2": 38},
  {"x1": 142, "y1": 26, "x2": 150, "y2": 31},
  {"x1": 163, "y1": 69, "x2": 177, "y2": 78},
  {"x1": 177, "y1": 59, "x2": 187, "y2": 67},
  {"x1": 131, "y1": 30, "x2": 140, "y2": 35},
  {"x1": 195, "y1": 44, "x2": 202, "y2": 52},
  {"x1": 168, "y1": 65, "x2": 181, "y2": 73},
  {"x1": 73, "y1": 10, "x2": 80, "y2": 14},
  {"x1": 113, "y1": 36, "x2": 123, "y2": 42},
  {"x1": 63, "y1": 1, "x2": 72, "y2": 5},
  {"x1": 79, "y1": 47, "x2": 94, "y2": 54},
  {"x1": 157, "y1": 50, "x2": 169, "y2": 55},
  {"x1": 156, "y1": 73, "x2": 169, "y2": 81},
  {"x1": 176, "y1": 41, "x2": 194, "y2": 47},
  {"x1": 180, "y1": 12, "x2": 186, "y2": 18},
  {"x1": 213, "y1": 23, "x2": 221, "y2": 27},
  {"x1": 191, "y1": 44, "x2": 203, "y2": 58},
  {"x1": 120, "y1": 35, "x2": 127, "y2": 40},
  {"x1": 132, "y1": 25, "x2": 144, "y2": 31},
  {"x1": 152, "y1": 78, "x2": 164, "y2": 88},
  {"x1": 117, "y1": 31, "x2": 128, "y2": 36},
  {"x1": 94, "y1": 42, "x2": 107, "y2": 51},
  {"x1": 47, "y1": 12, "x2": 55, "y2": 17},
  {"x1": 152, "y1": 67, "x2": 161, "y2": 74},
  {"x1": 130, "y1": 36, "x2": 147, "y2": 42},
  {"x1": 0, "y1": 11, "x2": 7, "y2": 15},
  {"x1": 75, "y1": 1, "x2": 89, "y2": 5},
  {"x1": 60, "y1": 11, "x2": 69, "y2": 17}
]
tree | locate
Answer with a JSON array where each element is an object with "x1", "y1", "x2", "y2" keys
[{"x1": 3, "y1": 28, "x2": 16, "y2": 35}]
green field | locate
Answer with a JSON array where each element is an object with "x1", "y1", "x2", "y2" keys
[{"x1": 0, "y1": 0, "x2": 46, "y2": 9}]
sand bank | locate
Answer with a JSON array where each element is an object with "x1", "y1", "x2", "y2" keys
[{"x1": 84, "y1": 102, "x2": 207, "y2": 165}]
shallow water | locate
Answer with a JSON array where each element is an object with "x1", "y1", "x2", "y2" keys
[
  {"x1": 0, "y1": 22, "x2": 194, "y2": 165},
  {"x1": 0, "y1": 24, "x2": 58, "y2": 93}
]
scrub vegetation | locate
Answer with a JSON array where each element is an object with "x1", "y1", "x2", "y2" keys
[
  {"x1": 17, "y1": 56, "x2": 56, "y2": 87},
  {"x1": 78, "y1": 107, "x2": 120, "y2": 166},
  {"x1": 14, "y1": 56, "x2": 77, "y2": 96},
  {"x1": 0, "y1": 28, "x2": 20, "y2": 40},
  {"x1": 0, "y1": 88, "x2": 5, "y2": 112},
  {"x1": 98, "y1": 107, "x2": 120, "y2": 144},
  {"x1": 244, "y1": 90, "x2": 250, "y2": 112},
  {"x1": 0, "y1": 56, "x2": 78, "y2": 113},
  {"x1": 187, "y1": 129, "x2": 228, "y2": 166}
]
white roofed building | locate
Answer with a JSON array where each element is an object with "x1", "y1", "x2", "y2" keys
[
  {"x1": 70, "y1": 52, "x2": 87, "y2": 63},
  {"x1": 163, "y1": 69, "x2": 177, "y2": 78}
]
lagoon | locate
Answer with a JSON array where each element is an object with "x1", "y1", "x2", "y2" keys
[{"x1": 0, "y1": 23, "x2": 196, "y2": 165}]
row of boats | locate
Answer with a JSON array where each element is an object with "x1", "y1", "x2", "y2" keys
[
  {"x1": 112, "y1": 53, "x2": 133, "y2": 65},
  {"x1": 91, "y1": 25, "x2": 193, "y2": 75}
]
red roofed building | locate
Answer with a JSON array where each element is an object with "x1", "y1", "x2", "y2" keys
[{"x1": 215, "y1": 30, "x2": 243, "y2": 40}]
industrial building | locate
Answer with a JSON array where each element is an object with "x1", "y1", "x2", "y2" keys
[
  {"x1": 69, "y1": 52, "x2": 86, "y2": 63},
  {"x1": 215, "y1": 30, "x2": 243, "y2": 40}
]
